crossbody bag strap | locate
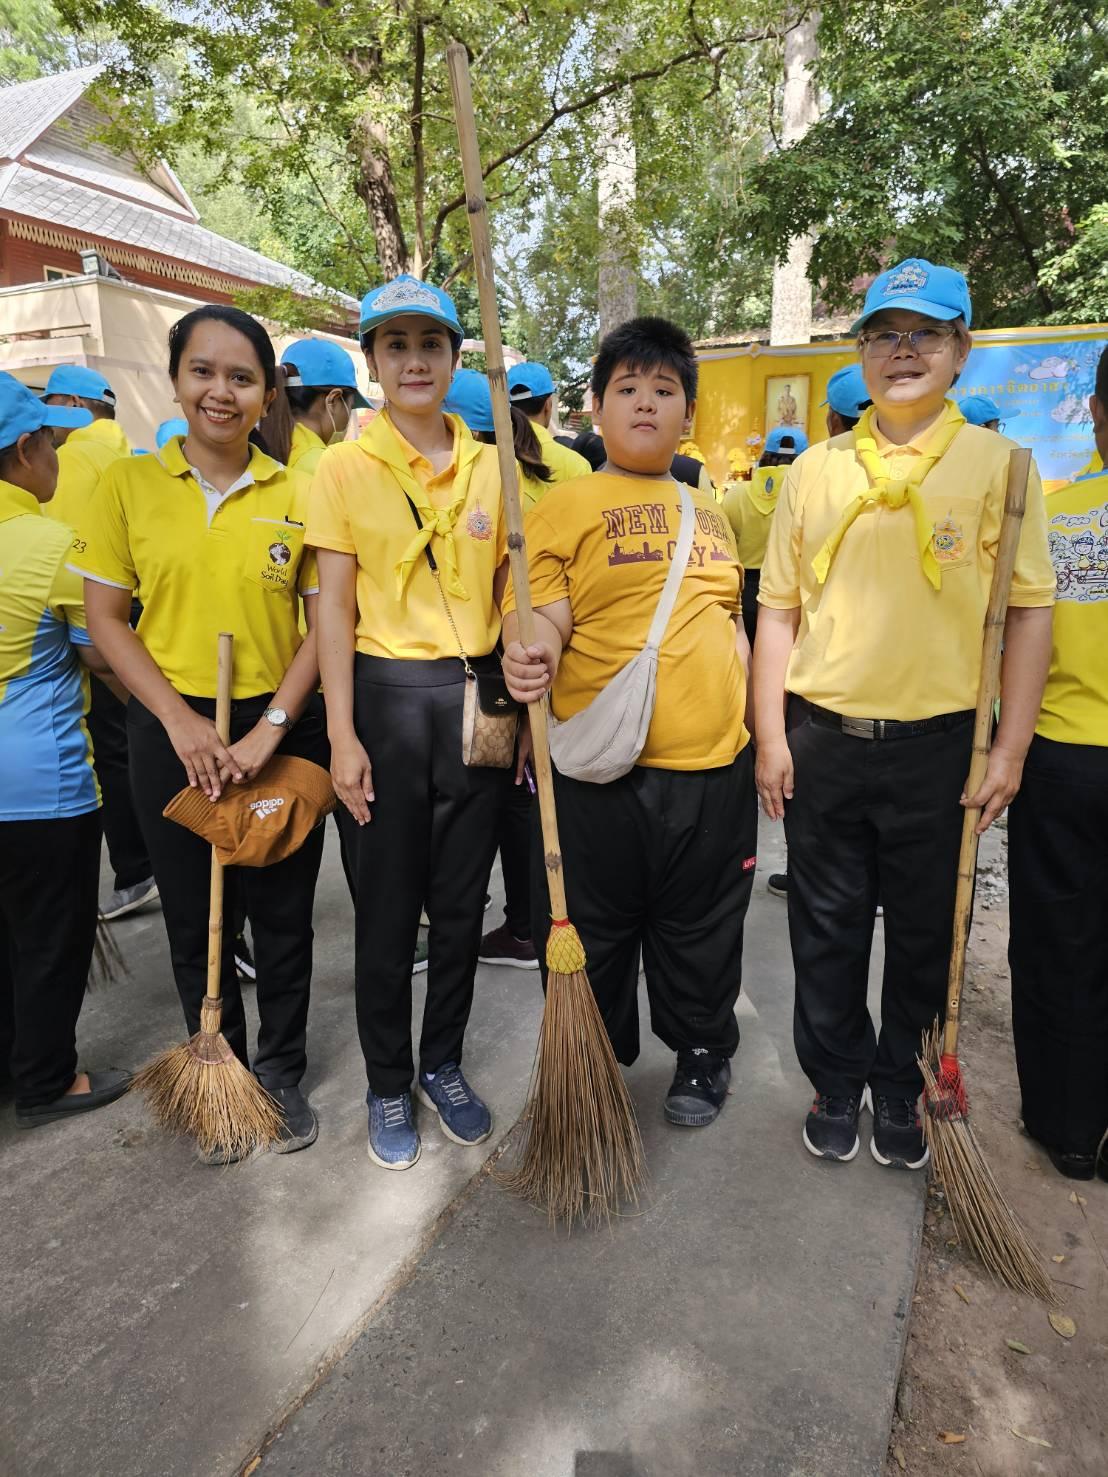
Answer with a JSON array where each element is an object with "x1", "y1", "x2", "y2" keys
[
  {"x1": 403, "y1": 492, "x2": 475, "y2": 676},
  {"x1": 645, "y1": 481, "x2": 697, "y2": 650}
]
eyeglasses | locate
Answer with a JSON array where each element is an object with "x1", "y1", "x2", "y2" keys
[{"x1": 858, "y1": 327, "x2": 956, "y2": 359}]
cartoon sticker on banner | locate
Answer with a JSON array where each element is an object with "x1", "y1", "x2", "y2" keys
[
  {"x1": 931, "y1": 515, "x2": 966, "y2": 564},
  {"x1": 466, "y1": 502, "x2": 493, "y2": 541}
]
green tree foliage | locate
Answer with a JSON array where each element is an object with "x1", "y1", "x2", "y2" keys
[
  {"x1": 739, "y1": 0, "x2": 1108, "y2": 327},
  {"x1": 0, "y1": 0, "x2": 104, "y2": 79}
]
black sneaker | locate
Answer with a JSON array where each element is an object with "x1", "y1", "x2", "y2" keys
[
  {"x1": 871, "y1": 1094, "x2": 929, "y2": 1170},
  {"x1": 767, "y1": 872, "x2": 789, "y2": 898},
  {"x1": 663, "y1": 1049, "x2": 732, "y2": 1127},
  {"x1": 803, "y1": 1093, "x2": 862, "y2": 1161},
  {"x1": 234, "y1": 932, "x2": 256, "y2": 984},
  {"x1": 269, "y1": 1085, "x2": 319, "y2": 1155}
]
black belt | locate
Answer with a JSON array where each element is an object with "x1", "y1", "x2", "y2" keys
[
  {"x1": 354, "y1": 651, "x2": 500, "y2": 688},
  {"x1": 799, "y1": 698, "x2": 974, "y2": 741}
]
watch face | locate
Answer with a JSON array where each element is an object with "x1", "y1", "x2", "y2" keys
[{"x1": 268, "y1": 708, "x2": 288, "y2": 726}]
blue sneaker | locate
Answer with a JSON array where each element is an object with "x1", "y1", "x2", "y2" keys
[
  {"x1": 366, "y1": 1089, "x2": 421, "y2": 1171},
  {"x1": 417, "y1": 1063, "x2": 492, "y2": 1146}
]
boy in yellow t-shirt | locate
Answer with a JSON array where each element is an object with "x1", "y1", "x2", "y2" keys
[
  {"x1": 755, "y1": 259, "x2": 1054, "y2": 1170},
  {"x1": 1008, "y1": 345, "x2": 1108, "y2": 1182},
  {"x1": 723, "y1": 425, "x2": 807, "y2": 650},
  {"x1": 503, "y1": 317, "x2": 755, "y2": 1131}
]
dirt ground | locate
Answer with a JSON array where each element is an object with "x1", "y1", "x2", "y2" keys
[{"x1": 885, "y1": 824, "x2": 1108, "y2": 1476}]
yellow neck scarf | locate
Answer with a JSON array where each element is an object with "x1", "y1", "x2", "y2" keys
[
  {"x1": 748, "y1": 466, "x2": 782, "y2": 516},
  {"x1": 812, "y1": 401, "x2": 966, "y2": 591},
  {"x1": 361, "y1": 412, "x2": 477, "y2": 601}
]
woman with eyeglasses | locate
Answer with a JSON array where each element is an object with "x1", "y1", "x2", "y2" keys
[{"x1": 753, "y1": 259, "x2": 1055, "y2": 1172}]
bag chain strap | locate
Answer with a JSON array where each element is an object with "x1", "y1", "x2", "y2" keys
[{"x1": 403, "y1": 492, "x2": 476, "y2": 679}]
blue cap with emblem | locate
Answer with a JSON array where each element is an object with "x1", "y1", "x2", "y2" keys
[
  {"x1": 851, "y1": 258, "x2": 972, "y2": 333},
  {"x1": 280, "y1": 339, "x2": 371, "y2": 407},
  {"x1": 821, "y1": 364, "x2": 872, "y2": 419},
  {"x1": 442, "y1": 368, "x2": 494, "y2": 433},
  {"x1": 765, "y1": 425, "x2": 809, "y2": 454},
  {"x1": 959, "y1": 394, "x2": 1008, "y2": 427},
  {"x1": 359, "y1": 274, "x2": 464, "y2": 350},
  {"x1": 507, "y1": 361, "x2": 556, "y2": 401},
  {"x1": 42, "y1": 364, "x2": 116, "y2": 406},
  {"x1": 0, "y1": 371, "x2": 92, "y2": 447},
  {"x1": 155, "y1": 417, "x2": 189, "y2": 449}
]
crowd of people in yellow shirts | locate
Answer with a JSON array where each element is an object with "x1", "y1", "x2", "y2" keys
[{"x1": 1, "y1": 256, "x2": 1104, "y2": 1186}]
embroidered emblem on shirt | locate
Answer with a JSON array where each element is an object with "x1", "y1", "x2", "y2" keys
[
  {"x1": 885, "y1": 262, "x2": 928, "y2": 294},
  {"x1": 466, "y1": 503, "x2": 493, "y2": 541},
  {"x1": 268, "y1": 539, "x2": 292, "y2": 567},
  {"x1": 367, "y1": 279, "x2": 441, "y2": 315},
  {"x1": 931, "y1": 515, "x2": 965, "y2": 564}
]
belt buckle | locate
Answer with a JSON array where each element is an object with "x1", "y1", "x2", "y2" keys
[{"x1": 842, "y1": 716, "x2": 877, "y2": 740}]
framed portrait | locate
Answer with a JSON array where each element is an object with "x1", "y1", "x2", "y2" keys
[{"x1": 764, "y1": 374, "x2": 810, "y2": 438}]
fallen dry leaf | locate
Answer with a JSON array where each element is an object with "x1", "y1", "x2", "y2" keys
[
  {"x1": 242, "y1": 1460, "x2": 262, "y2": 1477},
  {"x1": 1069, "y1": 1190, "x2": 1088, "y2": 1206},
  {"x1": 1049, "y1": 1312, "x2": 1077, "y2": 1339},
  {"x1": 1052, "y1": 1254, "x2": 1066, "y2": 1264},
  {"x1": 1006, "y1": 1338, "x2": 1032, "y2": 1355},
  {"x1": 938, "y1": 1431, "x2": 967, "y2": 1444},
  {"x1": 893, "y1": 1446, "x2": 907, "y2": 1471},
  {"x1": 953, "y1": 1283, "x2": 971, "y2": 1305},
  {"x1": 1011, "y1": 1429, "x2": 1053, "y2": 1449}
]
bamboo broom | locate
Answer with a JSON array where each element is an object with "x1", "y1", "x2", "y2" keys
[
  {"x1": 131, "y1": 632, "x2": 282, "y2": 1160},
  {"x1": 447, "y1": 43, "x2": 644, "y2": 1225},
  {"x1": 919, "y1": 448, "x2": 1052, "y2": 1301}
]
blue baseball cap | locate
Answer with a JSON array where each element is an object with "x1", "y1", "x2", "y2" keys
[
  {"x1": 0, "y1": 371, "x2": 91, "y2": 448},
  {"x1": 507, "y1": 361, "x2": 556, "y2": 401},
  {"x1": 443, "y1": 368, "x2": 494, "y2": 433},
  {"x1": 42, "y1": 364, "x2": 116, "y2": 406},
  {"x1": 959, "y1": 394, "x2": 1008, "y2": 426},
  {"x1": 852, "y1": 258, "x2": 972, "y2": 333},
  {"x1": 765, "y1": 425, "x2": 809, "y2": 454},
  {"x1": 359, "y1": 274, "x2": 464, "y2": 349},
  {"x1": 821, "y1": 365, "x2": 871, "y2": 419},
  {"x1": 155, "y1": 417, "x2": 189, "y2": 449},
  {"x1": 280, "y1": 339, "x2": 371, "y2": 407}
]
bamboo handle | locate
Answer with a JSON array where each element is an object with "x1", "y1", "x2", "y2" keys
[
  {"x1": 205, "y1": 631, "x2": 234, "y2": 1003},
  {"x1": 447, "y1": 43, "x2": 568, "y2": 919},
  {"x1": 941, "y1": 449, "x2": 1030, "y2": 1056}
]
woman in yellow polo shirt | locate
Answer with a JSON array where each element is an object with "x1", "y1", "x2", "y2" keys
[
  {"x1": 754, "y1": 259, "x2": 1055, "y2": 1171},
  {"x1": 74, "y1": 305, "x2": 327, "y2": 1162},
  {"x1": 262, "y1": 338, "x2": 372, "y2": 476},
  {"x1": 308, "y1": 275, "x2": 508, "y2": 1172},
  {"x1": 1008, "y1": 347, "x2": 1108, "y2": 1183}
]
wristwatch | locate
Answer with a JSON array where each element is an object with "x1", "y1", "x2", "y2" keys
[{"x1": 263, "y1": 706, "x2": 292, "y2": 732}]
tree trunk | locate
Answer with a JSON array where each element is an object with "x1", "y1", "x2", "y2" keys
[
  {"x1": 769, "y1": 14, "x2": 820, "y2": 347},
  {"x1": 597, "y1": 43, "x2": 638, "y2": 340},
  {"x1": 351, "y1": 110, "x2": 410, "y2": 279}
]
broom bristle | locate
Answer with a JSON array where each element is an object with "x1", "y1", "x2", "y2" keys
[
  {"x1": 919, "y1": 1028, "x2": 1054, "y2": 1302},
  {"x1": 132, "y1": 1022, "x2": 282, "y2": 1159},
  {"x1": 499, "y1": 966, "x2": 645, "y2": 1227},
  {"x1": 88, "y1": 918, "x2": 129, "y2": 989}
]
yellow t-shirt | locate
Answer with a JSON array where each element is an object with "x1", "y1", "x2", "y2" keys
[
  {"x1": 1038, "y1": 473, "x2": 1108, "y2": 745},
  {"x1": 307, "y1": 412, "x2": 507, "y2": 660},
  {"x1": 722, "y1": 467, "x2": 781, "y2": 571},
  {"x1": 45, "y1": 420, "x2": 132, "y2": 529},
  {"x1": 71, "y1": 438, "x2": 316, "y2": 699},
  {"x1": 502, "y1": 472, "x2": 749, "y2": 771},
  {"x1": 759, "y1": 404, "x2": 1056, "y2": 720},
  {"x1": 288, "y1": 421, "x2": 328, "y2": 480},
  {"x1": 519, "y1": 421, "x2": 592, "y2": 506}
]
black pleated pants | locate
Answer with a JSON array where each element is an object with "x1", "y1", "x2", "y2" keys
[
  {"x1": 1009, "y1": 734, "x2": 1108, "y2": 1157},
  {"x1": 0, "y1": 809, "x2": 101, "y2": 1108},
  {"x1": 530, "y1": 747, "x2": 757, "y2": 1065},
  {"x1": 87, "y1": 674, "x2": 150, "y2": 891},
  {"x1": 784, "y1": 698, "x2": 973, "y2": 1100},
  {"x1": 127, "y1": 694, "x2": 327, "y2": 1089},
  {"x1": 740, "y1": 566, "x2": 761, "y2": 651},
  {"x1": 341, "y1": 655, "x2": 507, "y2": 1096},
  {"x1": 496, "y1": 775, "x2": 534, "y2": 939}
]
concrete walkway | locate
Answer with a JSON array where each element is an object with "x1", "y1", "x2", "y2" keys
[{"x1": 1, "y1": 822, "x2": 924, "y2": 1477}]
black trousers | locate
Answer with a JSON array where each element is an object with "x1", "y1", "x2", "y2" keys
[
  {"x1": 784, "y1": 698, "x2": 973, "y2": 1099},
  {"x1": 531, "y1": 748, "x2": 757, "y2": 1065},
  {"x1": 0, "y1": 810, "x2": 101, "y2": 1107},
  {"x1": 341, "y1": 655, "x2": 507, "y2": 1095},
  {"x1": 496, "y1": 774, "x2": 533, "y2": 939},
  {"x1": 87, "y1": 675, "x2": 150, "y2": 892},
  {"x1": 1009, "y1": 735, "x2": 1108, "y2": 1157},
  {"x1": 127, "y1": 694, "x2": 327, "y2": 1089},
  {"x1": 740, "y1": 566, "x2": 761, "y2": 651}
]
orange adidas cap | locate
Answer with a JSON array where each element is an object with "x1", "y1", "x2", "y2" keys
[{"x1": 163, "y1": 755, "x2": 336, "y2": 867}]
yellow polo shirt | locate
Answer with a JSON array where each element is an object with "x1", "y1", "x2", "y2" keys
[
  {"x1": 503, "y1": 472, "x2": 748, "y2": 771},
  {"x1": 307, "y1": 412, "x2": 507, "y2": 660},
  {"x1": 519, "y1": 421, "x2": 592, "y2": 507},
  {"x1": 722, "y1": 467, "x2": 781, "y2": 571},
  {"x1": 71, "y1": 438, "x2": 316, "y2": 699},
  {"x1": 288, "y1": 421, "x2": 327, "y2": 479},
  {"x1": 759, "y1": 405, "x2": 1055, "y2": 720},
  {"x1": 1038, "y1": 473, "x2": 1108, "y2": 746},
  {"x1": 45, "y1": 419, "x2": 131, "y2": 530}
]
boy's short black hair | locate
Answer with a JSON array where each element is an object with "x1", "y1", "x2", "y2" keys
[
  {"x1": 591, "y1": 316, "x2": 697, "y2": 408},
  {"x1": 1096, "y1": 345, "x2": 1108, "y2": 408}
]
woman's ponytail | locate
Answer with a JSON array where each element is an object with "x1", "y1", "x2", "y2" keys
[
  {"x1": 510, "y1": 405, "x2": 552, "y2": 484},
  {"x1": 259, "y1": 364, "x2": 296, "y2": 464}
]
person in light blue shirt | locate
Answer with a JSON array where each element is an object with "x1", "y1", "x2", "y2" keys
[{"x1": 0, "y1": 373, "x2": 132, "y2": 1126}]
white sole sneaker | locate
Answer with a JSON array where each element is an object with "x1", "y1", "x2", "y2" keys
[
  {"x1": 477, "y1": 954, "x2": 540, "y2": 970},
  {"x1": 367, "y1": 1137, "x2": 421, "y2": 1171},
  {"x1": 870, "y1": 1137, "x2": 929, "y2": 1170},
  {"x1": 412, "y1": 958, "x2": 429, "y2": 975},
  {"x1": 416, "y1": 1083, "x2": 493, "y2": 1146},
  {"x1": 802, "y1": 1124, "x2": 860, "y2": 1161},
  {"x1": 99, "y1": 880, "x2": 160, "y2": 921}
]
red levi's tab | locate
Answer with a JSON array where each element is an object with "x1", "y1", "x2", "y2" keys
[{"x1": 742, "y1": 856, "x2": 757, "y2": 872}]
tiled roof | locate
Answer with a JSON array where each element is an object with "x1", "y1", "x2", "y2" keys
[
  {"x1": 0, "y1": 66, "x2": 104, "y2": 162},
  {"x1": 0, "y1": 162, "x2": 357, "y2": 308}
]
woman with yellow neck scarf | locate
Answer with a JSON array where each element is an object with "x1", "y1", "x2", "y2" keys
[
  {"x1": 753, "y1": 260, "x2": 1055, "y2": 1171},
  {"x1": 308, "y1": 277, "x2": 510, "y2": 1171}
]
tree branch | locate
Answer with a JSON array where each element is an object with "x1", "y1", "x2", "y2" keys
[
  {"x1": 971, "y1": 131, "x2": 1053, "y2": 312},
  {"x1": 411, "y1": 15, "x2": 427, "y2": 274}
]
